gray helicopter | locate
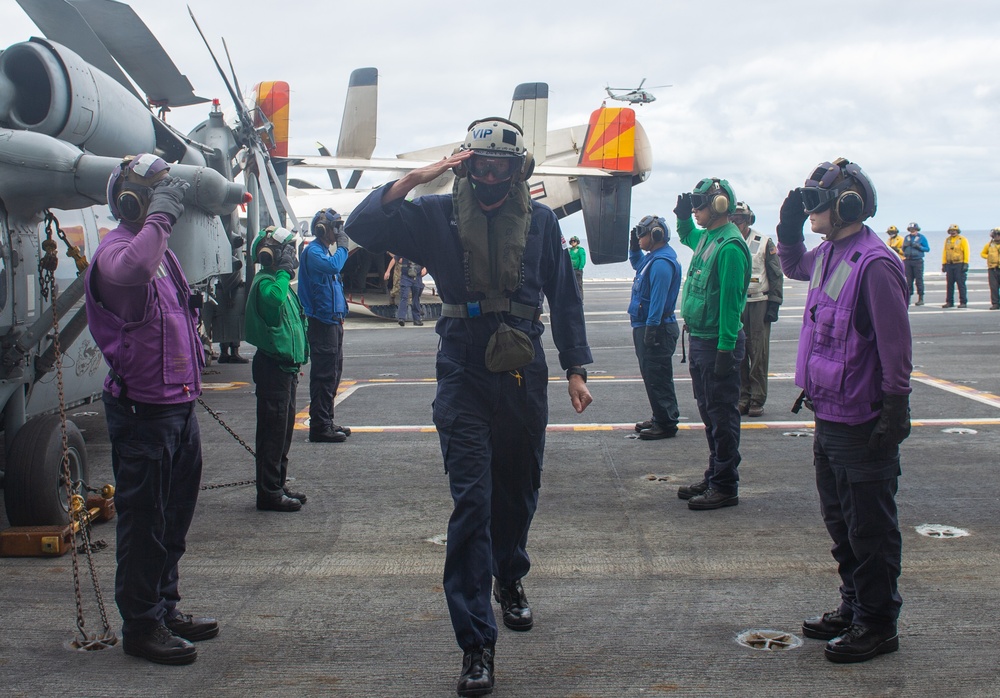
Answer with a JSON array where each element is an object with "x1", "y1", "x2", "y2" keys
[{"x1": 0, "y1": 0, "x2": 288, "y2": 527}]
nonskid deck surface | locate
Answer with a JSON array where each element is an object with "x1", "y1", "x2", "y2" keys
[{"x1": 2, "y1": 275, "x2": 998, "y2": 697}]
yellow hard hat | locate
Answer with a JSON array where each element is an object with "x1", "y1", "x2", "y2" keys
[{"x1": 886, "y1": 225, "x2": 899, "y2": 234}]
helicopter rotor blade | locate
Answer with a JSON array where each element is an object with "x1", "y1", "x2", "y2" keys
[
  {"x1": 221, "y1": 37, "x2": 244, "y2": 103},
  {"x1": 638, "y1": 78, "x2": 646, "y2": 88},
  {"x1": 187, "y1": 6, "x2": 248, "y2": 129},
  {"x1": 252, "y1": 147, "x2": 281, "y2": 227},
  {"x1": 263, "y1": 154, "x2": 301, "y2": 231}
]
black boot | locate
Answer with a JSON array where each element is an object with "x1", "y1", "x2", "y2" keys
[
  {"x1": 493, "y1": 579, "x2": 533, "y2": 631},
  {"x1": 457, "y1": 645, "x2": 495, "y2": 696}
]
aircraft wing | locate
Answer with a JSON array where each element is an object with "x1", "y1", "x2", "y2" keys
[{"x1": 283, "y1": 156, "x2": 612, "y2": 178}]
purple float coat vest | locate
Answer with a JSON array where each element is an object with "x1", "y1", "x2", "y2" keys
[
  {"x1": 84, "y1": 227, "x2": 203, "y2": 404},
  {"x1": 796, "y1": 228, "x2": 903, "y2": 423}
]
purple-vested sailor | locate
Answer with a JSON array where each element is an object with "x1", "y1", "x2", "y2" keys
[
  {"x1": 84, "y1": 153, "x2": 218, "y2": 665},
  {"x1": 776, "y1": 157, "x2": 912, "y2": 665}
]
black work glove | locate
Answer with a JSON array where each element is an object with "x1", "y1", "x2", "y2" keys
[
  {"x1": 764, "y1": 301, "x2": 780, "y2": 323},
  {"x1": 629, "y1": 226, "x2": 641, "y2": 253},
  {"x1": 868, "y1": 393, "x2": 911, "y2": 451},
  {"x1": 275, "y1": 243, "x2": 298, "y2": 280},
  {"x1": 714, "y1": 349, "x2": 738, "y2": 377},
  {"x1": 962, "y1": 263, "x2": 969, "y2": 273},
  {"x1": 147, "y1": 176, "x2": 189, "y2": 221},
  {"x1": 776, "y1": 189, "x2": 807, "y2": 247},
  {"x1": 673, "y1": 193, "x2": 693, "y2": 220},
  {"x1": 942, "y1": 265, "x2": 947, "y2": 273},
  {"x1": 643, "y1": 325, "x2": 662, "y2": 348}
]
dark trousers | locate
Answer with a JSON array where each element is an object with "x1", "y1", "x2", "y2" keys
[
  {"x1": 739, "y1": 301, "x2": 771, "y2": 407},
  {"x1": 943, "y1": 262, "x2": 967, "y2": 305},
  {"x1": 904, "y1": 259, "x2": 924, "y2": 299},
  {"x1": 814, "y1": 417, "x2": 902, "y2": 630},
  {"x1": 989, "y1": 267, "x2": 1000, "y2": 307},
  {"x1": 252, "y1": 352, "x2": 298, "y2": 501},
  {"x1": 103, "y1": 394, "x2": 202, "y2": 634},
  {"x1": 574, "y1": 269, "x2": 585, "y2": 300},
  {"x1": 688, "y1": 334, "x2": 745, "y2": 495},
  {"x1": 397, "y1": 277, "x2": 424, "y2": 321},
  {"x1": 307, "y1": 320, "x2": 344, "y2": 432},
  {"x1": 433, "y1": 341, "x2": 547, "y2": 651},
  {"x1": 632, "y1": 323, "x2": 679, "y2": 428}
]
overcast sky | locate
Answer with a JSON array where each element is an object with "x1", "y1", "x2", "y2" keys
[{"x1": 4, "y1": 0, "x2": 999, "y2": 246}]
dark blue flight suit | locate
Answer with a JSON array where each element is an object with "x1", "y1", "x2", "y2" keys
[{"x1": 346, "y1": 183, "x2": 591, "y2": 652}]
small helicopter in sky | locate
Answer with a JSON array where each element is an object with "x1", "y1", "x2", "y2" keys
[{"x1": 605, "y1": 79, "x2": 671, "y2": 105}]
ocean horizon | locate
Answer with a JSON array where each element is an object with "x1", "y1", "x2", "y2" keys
[{"x1": 580, "y1": 228, "x2": 995, "y2": 280}]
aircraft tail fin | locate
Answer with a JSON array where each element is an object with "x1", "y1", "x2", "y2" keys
[
  {"x1": 509, "y1": 82, "x2": 548, "y2": 164},
  {"x1": 578, "y1": 106, "x2": 637, "y2": 264},
  {"x1": 253, "y1": 81, "x2": 290, "y2": 157},
  {"x1": 337, "y1": 67, "x2": 378, "y2": 159}
]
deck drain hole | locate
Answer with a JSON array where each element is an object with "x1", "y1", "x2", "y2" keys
[
  {"x1": 783, "y1": 430, "x2": 814, "y2": 437},
  {"x1": 426, "y1": 533, "x2": 448, "y2": 546},
  {"x1": 942, "y1": 427, "x2": 977, "y2": 435},
  {"x1": 644, "y1": 474, "x2": 675, "y2": 483},
  {"x1": 626, "y1": 433, "x2": 640, "y2": 440},
  {"x1": 72, "y1": 411, "x2": 99, "y2": 417},
  {"x1": 916, "y1": 524, "x2": 969, "y2": 538},
  {"x1": 736, "y1": 629, "x2": 802, "y2": 651},
  {"x1": 378, "y1": 373, "x2": 399, "y2": 377}
]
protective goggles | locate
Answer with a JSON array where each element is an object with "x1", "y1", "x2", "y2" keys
[{"x1": 468, "y1": 154, "x2": 518, "y2": 180}]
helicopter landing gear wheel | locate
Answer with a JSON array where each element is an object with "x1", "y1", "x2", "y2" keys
[{"x1": 3, "y1": 414, "x2": 88, "y2": 526}]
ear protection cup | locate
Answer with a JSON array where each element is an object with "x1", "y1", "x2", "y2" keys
[
  {"x1": 257, "y1": 247, "x2": 275, "y2": 267},
  {"x1": 519, "y1": 152, "x2": 534, "y2": 182},
  {"x1": 117, "y1": 190, "x2": 146, "y2": 223},
  {"x1": 314, "y1": 223, "x2": 327, "y2": 238},
  {"x1": 651, "y1": 224, "x2": 664, "y2": 243},
  {"x1": 836, "y1": 191, "x2": 864, "y2": 223},
  {"x1": 711, "y1": 193, "x2": 729, "y2": 215}
]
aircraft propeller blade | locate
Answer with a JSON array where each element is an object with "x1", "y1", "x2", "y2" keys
[
  {"x1": 317, "y1": 143, "x2": 342, "y2": 189},
  {"x1": 252, "y1": 146, "x2": 281, "y2": 227}
]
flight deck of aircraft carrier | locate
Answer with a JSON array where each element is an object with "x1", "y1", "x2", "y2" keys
[{"x1": 2, "y1": 272, "x2": 998, "y2": 697}]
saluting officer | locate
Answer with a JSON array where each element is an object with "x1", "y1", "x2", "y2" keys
[{"x1": 347, "y1": 117, "x2": 593, "y2": 697}]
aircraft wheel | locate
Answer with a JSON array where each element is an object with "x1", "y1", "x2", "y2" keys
[{"x1": 3, "y1": 414, "x2": 88, "y2": 526}]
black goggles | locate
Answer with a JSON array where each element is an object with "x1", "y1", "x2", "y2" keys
[
  {"x1": 689, "y1": 192, "x2": 714, "y2": 210},
  {"x1": 796, "y1": 185, "x2": 844, "y2": 214},
  {"x1": 469, "y1": 155, "x2": 518, "y2": 180}
]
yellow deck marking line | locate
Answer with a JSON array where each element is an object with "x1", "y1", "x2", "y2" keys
[{"x1": 911, "y1": 371, "x2": 1000, "y2": 409}]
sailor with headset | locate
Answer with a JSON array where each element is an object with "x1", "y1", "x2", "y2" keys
[
  {"x1": 346, "y1": 116, "x2": 592, "y2": 697},
  {"x1": 627, "y1": 214, "x2": 683, "y2": 441},
  {"x1": 672, "y1": 178, "x2": 751, "y2": 511}
]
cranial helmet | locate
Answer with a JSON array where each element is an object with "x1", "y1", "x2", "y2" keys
[
  {"x1": 252, "y1": 225, "x2": 298, "y2": 266},
  {"x1": 886, "y1": 225, "x2": 899, "y2": 234},
  {"x1": 690, "y1": 178, "x2": 737, "y2": 215},
  {"x1": 458, "y1": 117, "x2": 533, "y2": 207},
  {"x1": 635, "y1": 214, "x2": 669, "y2": 242},
  {"x1": 907, "y1": 222, "x2": 920, "y2": 231},
  {"x1": 797, "y1": 157, "x2": 877, "y2": 225},
  {"x1": 947, "y1": 224, "x2": 961, "y2": 233},
  {"x1": 107, "y1": 153, "x2": 170, "y2": 222},
  {"x1": 311, "y1": 208, "x2": 342, "y2": 237},
  {"x1": 569, "y1": 236, "x2": 580, "y2": 244},
  {"x1": 732, "y1": 201, "x2": 756, "y2": 225}
]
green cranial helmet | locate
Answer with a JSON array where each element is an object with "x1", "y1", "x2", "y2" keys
[
  {"x1": 690, "y1": 177, "x2": 737, "y2": 215},
  {"x1": 252, "y1": 225, "x2": 297, "y2": 263}
]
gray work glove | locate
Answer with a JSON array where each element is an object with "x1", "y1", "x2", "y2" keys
[
  {"x1": 869, "y1": 393, "x2": 911, "y2": 451},
  {"x1": 275, "y1": 243, "x2": 298, "y2": 280},
  {"x1": 776, "y1": 189, "x2": 807, "y2": 247},
  {"x1": 334, "y1": 227, "x2": 350, "y2": 250},
  {"x1": 629, "y1": 226, "x2": 641, "y2": 253},
  {"x1": 714, "y1": 349, "x2": 738, "y2": 377},
  {"x1": 147, "y1": 176, "x2": 189, "y2": 221},
  {"x1": 764, "y1": 301, "x2": 780, "y2": 323},
  {"x1": 673, "y1": 193, "x2": 693, "y2": 220},
  {"x1": 643, "y1": 325, "x2": 662, "y2": 349}
]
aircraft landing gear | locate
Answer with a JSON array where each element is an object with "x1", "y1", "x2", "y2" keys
[{"x1": 3, "y1": 414, "x2": 88, "y2": 527}]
